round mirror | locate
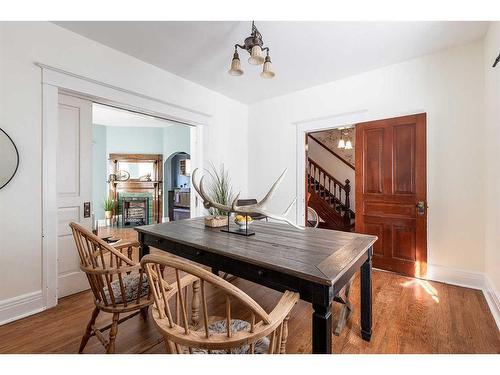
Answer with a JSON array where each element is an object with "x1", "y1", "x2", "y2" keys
[{"x1": 0, "y1": 128, "x2": 19, "y2": 189}]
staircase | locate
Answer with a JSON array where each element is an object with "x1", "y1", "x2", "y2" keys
[{"x1": 307, "y1": 158, "x2": 355, "y2": 232}]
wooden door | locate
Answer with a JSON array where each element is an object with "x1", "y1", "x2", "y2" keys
[
  {"x1": 56, "y1": 94, "x2": 92, "y2": 297},
  {"x1": 355, "y1": 113, "x2": 427, "y2": 277}
]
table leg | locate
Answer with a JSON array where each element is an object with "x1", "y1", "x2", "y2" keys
[
  {"x1": 312, "y1": 302, "x2": 332, "y2": 354},
  {"x1": 139, "y1": 234, "x2": 150, "y2": 259},
  {"x1": 360, "y1": 248, "x2": 372, "y2": 341}
]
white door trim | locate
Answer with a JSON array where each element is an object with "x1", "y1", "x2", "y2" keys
[
  {"x1": 40, "y1": 63, "x2": 208, "y2": 309},
  {"x1": 293, "y1": 110, "x2": 368, "y2": 227}
]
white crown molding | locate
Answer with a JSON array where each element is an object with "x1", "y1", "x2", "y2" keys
[
  {"x1": 0, "y1": 291, "x2": 44, "y2": 326},
  {"x1": 35, "y1": 62, "x2": 211, "y2": 125}
]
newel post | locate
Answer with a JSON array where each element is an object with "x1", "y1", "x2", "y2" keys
[{"x1": 343, "y1": 179, "x2": 351, "y2": 223}]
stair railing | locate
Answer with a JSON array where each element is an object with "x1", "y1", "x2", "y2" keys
[{"x1": 307, "y1": 158, "x2": 352, "y2": 224}]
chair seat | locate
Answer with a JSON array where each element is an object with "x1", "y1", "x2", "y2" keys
[
  {"x1": 103, "y1": 273, "x2": 149, "y2": 304},
  {"x1": 191, "y1": 319, "x2": 270, "y2": 354}
]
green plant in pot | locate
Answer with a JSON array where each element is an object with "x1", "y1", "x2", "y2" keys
[
  {"x1": 103, "y1": 197, "x2": 117, "y2": 219},
  {"x1": 207, "y1": 163, "x2": 234, "y2": 218}
]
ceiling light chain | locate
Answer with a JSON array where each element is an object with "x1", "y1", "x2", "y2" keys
[{"x1": 228, "y1": 21, "x2": 275, "y2": 79}]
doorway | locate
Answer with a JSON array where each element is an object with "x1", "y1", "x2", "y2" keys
[
  {"x1": 298, "y1": 112, "x2": 427, "y2": 278},
  {"x1": 56, "y1": 98, "x2": 195, "y2": 298},
  {"x1": 164, "y1": 152, "x2": 191, "y2": 222},
  {"x1": 305, "y1": 127, "x2": 356, "y2": 232}
]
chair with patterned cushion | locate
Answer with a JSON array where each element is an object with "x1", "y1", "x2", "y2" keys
[
  {"x1": 141, "y1": 253, "x2": 299, "y2": 354},
  {"x1": 69, "y1": 222, "x2": 153, "y2": 354}
]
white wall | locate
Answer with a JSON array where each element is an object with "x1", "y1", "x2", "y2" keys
[
  {"x1": 483, "y1": 23, "x2": 500, "y2": 301},
  {"x1": 308, "y1": 137, "x2": 356, "y2": 210},
  {"x1": 248, "y1": 40, "x2": 485, "y2": 274},
  {"x1": 0, "y1": 22, "x2": 248, "y2": 313}
]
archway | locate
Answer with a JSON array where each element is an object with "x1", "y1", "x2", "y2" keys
[{"x1": 164, "y1": 151, "x2": 190, "y2": 221}]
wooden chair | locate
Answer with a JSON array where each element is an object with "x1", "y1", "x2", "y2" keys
[
  {"x1": 141, "y1": 253, "x2": 299, "y2": 354},
  {"x1": 69, "y1": 222, "x2": 153, "y2": 354},
  {"x1": 306, "y1": 206, "x2": 320, "y2": 228},
  {"x1": 333, "y1": 276, "x2": 354, "y2": 336}
]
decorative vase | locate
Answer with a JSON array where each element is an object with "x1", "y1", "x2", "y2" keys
[{"x1": 105, "y1": 210, "x2": 113, "y2": 219}]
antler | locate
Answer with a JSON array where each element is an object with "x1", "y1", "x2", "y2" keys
[{"x1": 191, "y1": 168, "x2": 304, "y2": 230}]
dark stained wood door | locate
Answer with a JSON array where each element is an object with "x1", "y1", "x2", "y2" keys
[{"x1": 355, "y1": 113, "x2": 427, "y2": 277}]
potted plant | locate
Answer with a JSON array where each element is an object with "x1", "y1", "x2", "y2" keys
[
  {"x1": 203, "y1": 163, "x2": 234, "y2": 227},
  {"x1": 103, "y1": 197, "x2": 116, "y2": 219}
]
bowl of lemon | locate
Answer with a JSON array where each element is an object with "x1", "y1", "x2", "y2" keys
[{"x1": 234, "y1": 214, "x2": 254, "y2": 230}]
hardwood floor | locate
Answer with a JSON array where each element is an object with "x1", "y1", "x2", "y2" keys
[{"x1": 0, "y1": 227, "x2": 498, "y2": 354}]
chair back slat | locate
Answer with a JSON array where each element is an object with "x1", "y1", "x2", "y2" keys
[
  {"x1": 175, "y1": 269, "x2": 190, "y2": 334},
  {"x1": 201, "y1": 280, "x2": 210, "y2": 338},
  {"x1": 117, "y1": 273, "x2": 127, "y2": 307},
  {"x1": 225, "y1": 295, "x2": 232, "y2": 338}
]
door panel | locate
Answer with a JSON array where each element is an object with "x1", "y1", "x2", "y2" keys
[
  {"x1": 57, "y1": 94, "x2": 92, "y2": 298},
  {"x1": 363, "y1": 128, "x2": 384, "y2": 194},
  {"x1": 355, "y1": 113, "x2": 427, "y2": 277},
  {"x1": 393, "y1": 124, "x2": 416, "y2": 194}
]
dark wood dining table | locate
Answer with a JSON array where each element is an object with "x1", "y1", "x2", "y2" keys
[{"x1": 136, "y1": 217, "x2": 377, "y2": 354}]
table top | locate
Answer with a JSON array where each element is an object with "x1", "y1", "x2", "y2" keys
[{"x1": 136, "y1": 218, "x2": 377, "y2": 286}]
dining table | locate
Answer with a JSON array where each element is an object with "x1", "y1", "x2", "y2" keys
[{"x1": 136, "y1": 217, "x2": 377, "y2": 354}]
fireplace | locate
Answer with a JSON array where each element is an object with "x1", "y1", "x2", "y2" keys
[{"x1": 121, "y1": 197, "x2": 150, "y2": 227}]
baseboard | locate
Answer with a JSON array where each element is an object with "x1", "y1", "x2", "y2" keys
[
  {"x1": 426, "y1": 264, "x2": 499, "y2": 330},
  {"x1": 483, "y1": 275, "x2": 500, "y2": 330},
  {"x1": 0, "y1": 290, "x2": 45, "y2": 326},
  {"x1": 426, "y1": 264, "x2": 485, "y2": 290}
]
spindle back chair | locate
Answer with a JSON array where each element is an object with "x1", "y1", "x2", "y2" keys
[
  {"x1": 69, "y1": 222, "x2": 153, "y2": 353},
  {"x1": 141, "y1": 253, "x2": 299, "y2": 354}
]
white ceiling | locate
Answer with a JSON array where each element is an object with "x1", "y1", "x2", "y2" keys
[
  {"x1": 93, "y1": 103, "x2": 175, "y2": 128},
  {"x1": 55, "y1": 21, "x2": 489, "y2": 104}
]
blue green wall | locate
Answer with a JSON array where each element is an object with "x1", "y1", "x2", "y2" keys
[{"x1": 106, "y1": 126, "x2": 164, "y2": 154}]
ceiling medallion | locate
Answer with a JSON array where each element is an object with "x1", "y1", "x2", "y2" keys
[{"x1": 228, "y1": 21, "x2": 275, "y2": 79}]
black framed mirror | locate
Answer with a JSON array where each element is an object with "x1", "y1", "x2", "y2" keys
[{"x1": 0, "y1": 128, "x2": 19, "y2": 189}]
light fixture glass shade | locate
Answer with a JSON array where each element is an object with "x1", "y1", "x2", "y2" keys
[
  {"x1": 248, "y1": 45, "x2": 265, "y2": 65},
  {"x1": 338, "y1": 138, "x2": 345, "y2": 149},
  {"x1": 260, "y1": 60, "x2": 275, "y2": 79},
  {"x1": 228, "y1": 55, "x2": 243, "y2": 76},
  {"x1": 345, "y1": 139, "x2": 353, "y2": 150}
]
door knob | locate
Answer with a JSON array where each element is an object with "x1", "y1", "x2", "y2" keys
[{"x1": 416, "y1": 201, "x2": 426, "y2": 215}]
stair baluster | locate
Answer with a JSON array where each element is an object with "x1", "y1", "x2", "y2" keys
[
  {"x1": 343, "y1": 179, "x2": 351, "y2": 224},
  {"x1": 306, "y1": 157, "x2": 355, "y2": 232}
]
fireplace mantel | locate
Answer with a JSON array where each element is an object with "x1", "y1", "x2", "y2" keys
[{"x1": 108, "y1": 153, "x2": 163, "y2": 224}]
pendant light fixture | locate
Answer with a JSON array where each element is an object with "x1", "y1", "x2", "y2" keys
[
  {"x1": 228, "y1": 21, "x2": 275, "y2": 78},
  {"x1": 345, "y1": 138, "x2": 353, "y2": 150},
  {"x1": 338, "y1": 130, "x2": 346, "y2": 149},
  {"x1": 338, "y1": 128, "x2": 353, "y2": 150}
]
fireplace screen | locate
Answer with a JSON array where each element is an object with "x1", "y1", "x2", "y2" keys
[{"x1": 122, "y1": 197, "x2": 149, "y2": 227}]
